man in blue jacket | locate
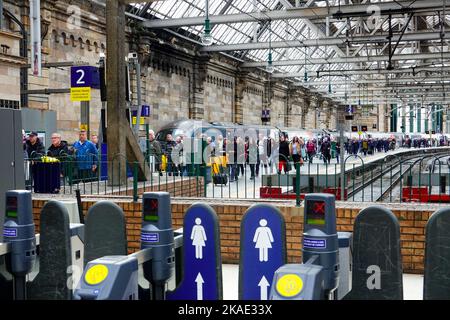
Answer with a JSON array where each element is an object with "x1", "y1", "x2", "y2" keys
[{"x1": 73, "y1": 130, "x2": 98, "y2": 182}]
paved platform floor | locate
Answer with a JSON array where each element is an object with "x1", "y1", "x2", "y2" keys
[{"x1": 222, "y1": 264, "x2": 424, "y2": 300}]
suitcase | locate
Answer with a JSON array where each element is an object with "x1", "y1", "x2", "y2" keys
[{"x1": 213, "y1": 173, "x2": 228, "y2": 185}]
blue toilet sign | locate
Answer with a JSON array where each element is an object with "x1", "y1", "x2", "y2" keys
[
  {"x1": 239, "y1": 204, "x2": 286, "y2": 300},
  {"x1": 167, "y1": 203, "x2": 222, "y2": 300}
]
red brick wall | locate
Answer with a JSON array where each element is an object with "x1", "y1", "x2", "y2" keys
[
  {"x1": 32, "y1": 199, "x2": 434, "y2": 274},
  {"x1": 109, "y1": 177, "x2": 205, "y2": 197}
]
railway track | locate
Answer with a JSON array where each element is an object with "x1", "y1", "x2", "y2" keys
[{"x1": 347, "y1": 151, "x2": 450, "y2": 202}]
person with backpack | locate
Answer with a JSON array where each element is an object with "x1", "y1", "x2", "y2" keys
[
  {"x1": 320, "y1": 138, "x2": 331, "y2": 164},
  {"x1": 290, "y1": 136, "x2": 303, "y2": 168},
  {"x1": 361, "y1": 139, "x2": 369, "y2": 156},
  {"x1": 278, "y1": 134, "x2": 290, "y2": 174},
  {"x1": 306, "y1": 139, "x2": 316, "y2": 164}
]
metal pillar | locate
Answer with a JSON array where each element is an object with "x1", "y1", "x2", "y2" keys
[
  {"x1": 417, "y1": 105, "x2": 421, "y2": 132},
  {"x1": 106, "y1": 0, "x2": 127, "y2": 185},
  {"x1": 29, "y1": 0, "x2": 42, "y2": 77},
  {"x1": 80, "y1": 101, "x2": 90, "y2": 137},
  {"x1": 409, "y1": 105, "x2": 414, "y2": 133},
  {"x1": 129, "y1": 57, "x2": 142, "y2": 136},
  {"x1": 0, "y1": 0, "x2": 4, "y2": 30},
  {"x1": 339, "y1": 121, "x2": 345, "y2": 201}
]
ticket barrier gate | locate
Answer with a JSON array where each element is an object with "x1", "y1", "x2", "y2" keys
[
  {"x1": 74, "y1": 192, "x2": 184, "y2": 300},
  {"x1": 0, "y1": 191, "x2": 85, "y2": 300},
  {"x1": 270, "y1": 194, "x2": 352, "y2": 300}
]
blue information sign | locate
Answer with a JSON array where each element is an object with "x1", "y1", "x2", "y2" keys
[
  {"x1": 167, "y1": 203, "x2": 222, "y2": 300},
  {"x1": 141, "y1": 105, "x2": 150, "y2": 117},
  {"x1": 345, "y1": 105, "x2": 354, "y2": 114},
  {"x1": 71, "y1": 66, "x2": 100, "y2": 89},
  {"x1": 239, "y1": 204, "x2": 286, "y2": 300}
]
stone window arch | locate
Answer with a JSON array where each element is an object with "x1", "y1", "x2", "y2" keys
[
  {"x1": 61, "y1": 32, "x2": 68, "y2": 45},
  {"x1": 52, "y1": 30, "x2": 60, "y2": 43},
  {"x1": 78, "y1": 37, "x2": 84, "y2": 49},
  {"x1": 86, "y1": 39, "x2": 92, "y2": 51},
  {"x1": 70, "y1": 35, "x2": 76, "y2": 47}
]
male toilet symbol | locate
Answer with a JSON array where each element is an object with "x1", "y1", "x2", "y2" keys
[
  {"x1": 253, "y1": 219, "x2": 274, "y2": 262},
  {"x1": 191, "y1": 218, "x2": 207, "y2": 259}
]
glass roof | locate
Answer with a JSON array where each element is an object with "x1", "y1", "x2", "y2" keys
[{"x1": 128, "y1": 0, "x2": 450, "y2": 103}]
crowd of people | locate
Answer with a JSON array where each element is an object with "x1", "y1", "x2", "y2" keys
[
  {"x1": 148, "y1": 130, "x2": 450, "y2": 180},
  {"x1": 24, "y1": 128, "x2": 450, "y2": 186},
  {"x1": 24, "y1": 130, "x2": 99, "y2": 182}
]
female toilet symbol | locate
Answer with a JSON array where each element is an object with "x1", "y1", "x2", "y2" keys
[
  {"x1": 253, "y1": 219, "x2": 274, "y2": 262},
  {"x1": 191, "y1": 218, "x2": 207, "y2": 259}
]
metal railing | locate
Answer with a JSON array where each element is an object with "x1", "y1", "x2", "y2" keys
[{"x1": 24, "y1": 147, "x2": 450, "y2": 204}]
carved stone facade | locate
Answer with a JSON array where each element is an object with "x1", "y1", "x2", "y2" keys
[{"x1": 0, "y1": 29, "x2": 25, "y2": 103}]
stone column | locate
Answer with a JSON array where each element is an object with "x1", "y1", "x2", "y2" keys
[
  {"x1": 263, "y1": 79, "x2": 274, "y2": 125},
  {"x1": 329, "y1": 103, "x2": 338, "y2": 130},
  {"x1": 190, "y1": 53, "x2": 209, "y2": 120},
  {"x1": 301, "y1": 93, "x2": 311, "y2": 129},
  {"x1": 288, "y1": 87, "x2": 303, "y2": 128},
  {"x1": 234, "y1": 71, "x2": 248, "y2": 124},
  {"x1": 309, "y1": 94, "x2": 319, "y2": 129}
]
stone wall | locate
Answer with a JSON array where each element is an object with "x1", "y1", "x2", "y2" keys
[
  {"x1": 204, "y1": 70, "x2": 234, "y2": 123},
  {"x1": 242, "y1": 84, "x2": 264, "y2": 125},
  {"x1": 0, "y1": 29, "x2": 25, "y2": 103},
  {"x1": 31, "y1": 197, "x2": 440, "y2": 274}
]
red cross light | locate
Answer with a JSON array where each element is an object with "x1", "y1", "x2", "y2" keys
[
  {"x1": 313, "y1": 201, "x2": 325, "y2": 214},
  {"x1": 150, "y1": 199, "x2": 158, "y2": 210}
]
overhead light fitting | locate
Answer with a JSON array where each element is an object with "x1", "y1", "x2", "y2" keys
[
  {"x1": 266, "y1": 51, "x2": 274, "y2": 74},
  {"x1": 201, "y1": 0, "x2": 213, "y2": 46}
]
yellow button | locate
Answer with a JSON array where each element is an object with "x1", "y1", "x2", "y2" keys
[
  {"x1": 85, "y1": 264, "x2": 109, "y2": 285},
  {"x1": 276, "y1": 274, "x2": 303, "y2": 298}
]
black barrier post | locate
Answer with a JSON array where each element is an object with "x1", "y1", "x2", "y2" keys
[
  {"x1": 84, "y1": 201, "x2": 128, "y2": 266},
  {"x1": 424, "y1": 208, "x2": 450, "y2": 299},
  {"x1": 295, "y1": 163, "x2": 300, "y2": 206},
  {"x1": 347, "y1": 206, "x2": 403, "y2": 300},
  {"x1": 75, "y1": 189, "x2": 84, "y2": 224},
  {"x1": 29, "y1": 201, "x2": 73, "y2": 300},
  {"x1": 308, "y1": 177, "x2": 314, "y2": 193},
  {"x1": 440, "y1": 176, "x2": 446, "y2": 194}
]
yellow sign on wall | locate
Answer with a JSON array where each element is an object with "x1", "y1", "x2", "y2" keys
[
  {"x1": 70, "y1": 87, "x2": 91, "y2": 102},
  {"x1": 79, "y1": 124, "x2": 89, "y2": 131}
]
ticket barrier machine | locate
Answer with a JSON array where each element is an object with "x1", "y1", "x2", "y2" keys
[
  {"x1": 1, "y1": 191, "x2": 36, "y2": 300},
  {"x1": 74, "y1": 192, "x2": 182, "y2": 300},
  {"x1": 0, "y1": 191, "x2": 84, "y2": 300},
  {"x1": 270, "y1": 193, "x2": 352, "y2": 300}
]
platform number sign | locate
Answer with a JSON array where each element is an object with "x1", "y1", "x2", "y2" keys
[
  {"x1": 361, "y1": 125, "x2": 368, "y2": 132},
  {"x1": 70, "y1": 66, "x2": 100, "y2": 102},
  {"x1": 351, "y1": 126, "x2": 358, "y2": 132}
]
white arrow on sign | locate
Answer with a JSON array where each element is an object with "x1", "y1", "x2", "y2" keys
[
  {"x1": 258, "y1": 275, "x2": 270, "y2": 300},
  {"x1": 195, "y1": 272, "x2": 204, "y2": 300}
]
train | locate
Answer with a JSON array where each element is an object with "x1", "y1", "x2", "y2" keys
[{"x1": 155, "y1": 119, "x2": 450, "y2": 148}]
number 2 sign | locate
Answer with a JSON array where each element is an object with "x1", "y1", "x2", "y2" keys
[{"x1": 70, "y1": 66, "x2": 100, "y2": 89}]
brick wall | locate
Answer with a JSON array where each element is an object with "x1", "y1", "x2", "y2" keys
[
  {"x1": 109, "y1": 177, "x2": 205, "y2": 198},
  {"x1": 31, "y1": 198, "x2": 436, "y2": 274}
]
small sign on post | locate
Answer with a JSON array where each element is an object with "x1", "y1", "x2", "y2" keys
[{"x1": 70, "y1": 87, "x2": 91, "y2": 102}]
